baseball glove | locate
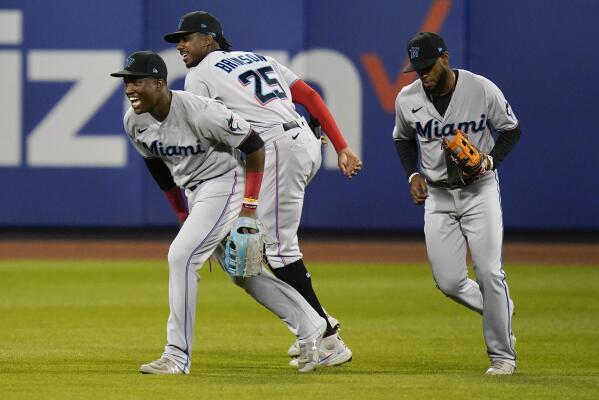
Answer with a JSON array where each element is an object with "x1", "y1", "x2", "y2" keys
[
  {"x1": 441, "y1": 129, "x2": 485, "y2": 176},
  {"x1": 224, "y1": 217, "x2": 264, "y2": 278}
]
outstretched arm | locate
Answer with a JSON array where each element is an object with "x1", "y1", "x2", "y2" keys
[{"x1": 290, "y1": 80, "x2": 362, "y2": 178}]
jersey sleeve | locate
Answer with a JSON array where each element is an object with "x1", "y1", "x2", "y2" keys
[
  {"x1": 392, "y1": 92, "x2": 415, "y2": 141},
  {"x1": 267, "y1": 56, "x2": 299, "y2": 87},
  {"x1": 123, "y1": 109, "x2": 154, "y2": 158},
  {"x1": 482, "y1": 77, "x2": 519, "y2": 132},
  {"x1": 197, "y1": 99, "x2": 252, "y2": 148}
]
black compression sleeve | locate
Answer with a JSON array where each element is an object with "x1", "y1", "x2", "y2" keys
[
  {"x1": 143, "y1": 158, "x2": 177, "y2": 191},
  {"x1": 238, "y1": 131, "x2": 264, "y2": 155},
  {"x1": 489, "y1": 125, "x2": 521, "y2": 169},
  {"x1": 394, "y1": 139, "x2": 419, "y2": 179}
]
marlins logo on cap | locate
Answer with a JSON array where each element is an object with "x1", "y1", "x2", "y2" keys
[
  {"x1": 163, "y1": 11, "x2": 232, "y2": 50},
  {"x1": 125, "y1": 56, "x2": 135, "y2": 68},
  {"x1": 110, "y1": 50, "x2": 168, "y2": 80},
  {"x1": 409, "y1": 46, "x2": 420, "y2": 60},
  {"x1": 402, "y1": 32, "x2": 448, "y2": 73}
]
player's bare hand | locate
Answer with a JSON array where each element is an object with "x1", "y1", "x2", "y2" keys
[
  {"x1": 410, "y1": 174, "x2": 428, "y2": 205},
  {"x1": 338, "y1": 148, "x2": 363, "y2": 179},
  {"x1": 476, "y1": 155, "x2": 492, "y2": 177},
  {"x1": 238, "y1": 209, "x2": 258, "y2": 233}
]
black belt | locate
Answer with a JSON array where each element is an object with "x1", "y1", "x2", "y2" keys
[
  {"x1": 429, "y1": 176, "x2": 477, "y2": 189},
  {"x1": 282, "y1": 119, "x2": 322, "y2": 139},
  {"x1": 187, "y1": 171, "x2": 229, "y2": 192},
  {"x1": 187, "y1": 180, "x2": 205, "y2": 192},
  {"x1": 282, "y1": 120, "x2": 299, "y2": 131}
]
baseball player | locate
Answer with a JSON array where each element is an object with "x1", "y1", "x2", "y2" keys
[
  {"x1": 163, "y1": 11, "x2": 362, "y2": 366},
  {"x1": 111, "y1": 51, "x2": 328, "y2": 374},
  {"x1": 392, "y1": 32, "x2": 521, "y2": 375}
]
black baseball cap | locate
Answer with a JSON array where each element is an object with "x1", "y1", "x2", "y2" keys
[
  {"x1": 402, "y1": 32, "x2": 448, "y2": 73},
  {"x1": 164, "y1": 11, "x2": 231, "y2": 49},
  {"x1": 110, "y1": 51, "x2": 168, "y2": 80}
]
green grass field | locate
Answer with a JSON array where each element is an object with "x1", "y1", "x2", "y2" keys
[{"x1": 1, "y1": 259, "x2": 598, "y2": 400}]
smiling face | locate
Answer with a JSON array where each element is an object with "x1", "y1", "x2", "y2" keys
[
  {"x1": 123, "y1": 76, "x2": 163, "y2": 114},
  {"x1": 175, "y1": 32, "x2": 213, "y2": 68}
]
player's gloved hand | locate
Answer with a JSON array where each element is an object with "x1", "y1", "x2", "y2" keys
[
  {"x1": 338, "y1": 147, "x2": 363, "y2": 179},
  {"x1": 409, "y1": 173, "x2": 428, "y2": 205},
  {"x1": 224, "y1": 216, "x2": 264, "y2": 277},
  {"x1": 441, "y1": 129, "x2": 485, "y2": 177},
  {"x1": 238, "y1": 207, "x2": 258, "y2": 233}
]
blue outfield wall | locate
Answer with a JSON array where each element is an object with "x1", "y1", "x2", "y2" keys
[{"x1": 0, "y1": 0, "x2": 597, "y2": 229}]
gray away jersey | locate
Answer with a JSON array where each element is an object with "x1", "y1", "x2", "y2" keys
[
  {"x1": 184, "y1": 51, "x2": 300, "y2": 132},
  {"x1": 124, "y1": 90, "x2": 251, "y2": 189},
  {"x1": 392, "y1": 69, "x2": 518, "y2": 182}
]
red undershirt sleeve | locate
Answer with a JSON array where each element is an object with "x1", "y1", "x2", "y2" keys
[
  {"x1": 143, "y1": 158, "x2": 188, "y2": 224},
  {"x1": 164, "y1": 187, "x2": 189, "y2": 224},
  {"x1": 290, "y1": 80, "x2": 348, "y2": 152}
]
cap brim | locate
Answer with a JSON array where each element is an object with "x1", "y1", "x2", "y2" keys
[
  {"x1": 110, "y1": 70, "x2": 152, "y2": 78},
  {"x1": 164, "y1": 30, "x2": 195, "y2": 43},
  {"x1": 402, "y1": 58, "x2": 437, "y2": 73},
  {"x1": 402, "y1": 63, "x2": 416, "y2": 73}
]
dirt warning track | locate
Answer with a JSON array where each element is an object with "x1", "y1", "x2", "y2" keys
[{"x1": 0, "y1": 240, "x2": 597, "y2": 264}]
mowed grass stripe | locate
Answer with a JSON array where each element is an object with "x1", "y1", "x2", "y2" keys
[{"x1": 0, "y1": 260, "x2": 598, "y2": 400}]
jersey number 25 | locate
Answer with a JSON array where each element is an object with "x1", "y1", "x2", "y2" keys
[{"x1": 239, "y1": 66, "x2": 288, "y2": 105}]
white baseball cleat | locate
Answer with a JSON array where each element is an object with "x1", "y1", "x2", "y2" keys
[
  {"x1": 287, "y1": 340, "x2": 301, "y2": 358},
  {"x1": 485, "y1": 359, "x2": 515, "y2": 375},
  {"x1": 296, "y1": 336, "x2": 322, "y2": 373},
  {"x1": 290, "y1": 333, "x2": 353, "y2": 368},
  {"x1": 288, "y1": 314, "x2": 340, "y2": 357},
  {"x1": 139, "y1": 356, "x2": 185, "y2": 375},
  {"x1": 318, "y1": 333, "x2": 353, "y2": 366}
]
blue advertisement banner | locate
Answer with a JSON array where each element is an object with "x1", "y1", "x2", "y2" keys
[{"x1": 1, "y1": 0, "x2": 597, "y2": 229}]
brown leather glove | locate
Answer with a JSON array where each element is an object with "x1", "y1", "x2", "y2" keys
[{"x1": 441, "y1": 129, "x2": 487, "y2": 176}]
